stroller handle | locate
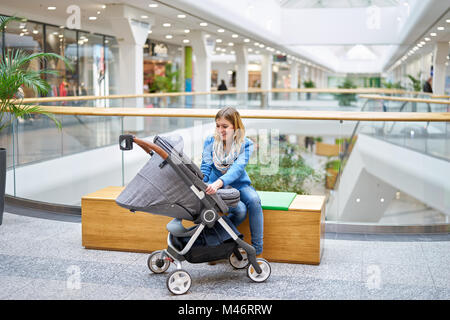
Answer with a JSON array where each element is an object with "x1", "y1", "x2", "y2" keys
[{"x1": 133, "y1": 136, "x2": 169, "y2": 160}]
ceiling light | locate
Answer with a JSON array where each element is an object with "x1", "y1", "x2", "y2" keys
[
  {"x1": 184, "y1": 29, "x2": 190, "y2": 33},
  {"x1": 244, "y1": 38, "x2": 250, "y2": 43},
  {"x1": 149, "y1": 4, "x2": 158, "y2": 8},
  {"x1": 47, "y1": 6, "x2": 56, "y2": 10},
  {"x1": 216, "y1": 39, "x2": 222, "y2": 43},
  {"x1": 148, "y1": 30, "x2": 152, "y2": 34},
  {"x1": 200, "y1": 22, "x2": 208, "y2": 27},
  {"x1": 177, "y1": 14, "x2": 186, "y2": 18},
  {"x1": 437, "y1": 26, "x2": 444, "y2": 31},
  {"x1": 97, "y1": 11, "x2": 101, "y2": 15},
  {"x1": 165, "y1": 35, "x2": 173, "y2": 39},
  {"x1": 430, "y1": 32, "x2": 437, "y2": 36},
  {"x1": 183, "y1": 39, "x2": 190, "y2": 43},
  {"x1": 163, "y1": 23, "x2": 171, "y2": 27},
  {"x1": 101, "y1": 5, "x2": 106, "y2": 9},
  {"x1": 228, "y1": 42, "x2": 234, "y2": 46},
  {"x1": 217, "y1": 28, "x2": 225, "y2": 33},
  {"x1": 32, "y1": 30, "x2": 39, "y2": 34},
  {"x1": 424, "y1": 37, "x2": 430, "y2": 41},
  {"x1": 446, "y1": 19, "x2": 450, "y2": 23},
  {"x1": 141, "y1": 15, "x2": 148, "y2": 19},
  {"x1": 420, "y1": 41, "x2": 425, "y2": 45},
  {"x1": 89, "y1": 16, "x2": 97, "y2": 20},
  {"x1": 232, "y1": 34, "x2": 238, "y2": 38},
  {"x1": 248, "y1": 48, "x2": 253, "y2": 52}
]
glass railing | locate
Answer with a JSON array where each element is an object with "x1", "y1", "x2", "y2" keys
[
  {"x1": 20, "y1": 88, "x2": 429, "y2": 110},
  {"x1": 6, "y1": 92, "x2": 450, "y2": 230}
]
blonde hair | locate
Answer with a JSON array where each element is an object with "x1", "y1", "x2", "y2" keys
[{"x1": 214, "y1": 106, "x2": 245, "y2": 146}]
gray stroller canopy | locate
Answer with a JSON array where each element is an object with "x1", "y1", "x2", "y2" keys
[{"x1": 116, "y1": 135, "x2": 240, "y2": 221}]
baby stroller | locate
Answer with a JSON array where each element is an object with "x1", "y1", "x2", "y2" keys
[{"x1": 116, "y1": 134, "x2": 271, "y2": 295}]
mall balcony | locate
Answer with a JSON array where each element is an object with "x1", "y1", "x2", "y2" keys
[{"x1": 0, "y1": 0, "x2": 449, "y2": 302}]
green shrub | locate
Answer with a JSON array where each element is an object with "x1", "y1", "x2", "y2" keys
[
  {"x1": 246, "y1": 140, "x2": 320, "y2": 194},
  {"x1": 335, "y1": 78, "x2": 357, "y2": 106}
]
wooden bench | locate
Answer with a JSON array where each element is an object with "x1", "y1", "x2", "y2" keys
[{"x1": 81, "y1": 186, "x2": 325, "y2": 265}]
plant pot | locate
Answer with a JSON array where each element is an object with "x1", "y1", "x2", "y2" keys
[
  {"x1": 315, "y1": 142, "x2": 340, "y2": 157},
  {"x1": 325, "y1": 168, "x2": 338, "y2": 190},
  {"x1": 0, "y1": 148, "x2": 5, "y2": 225}
]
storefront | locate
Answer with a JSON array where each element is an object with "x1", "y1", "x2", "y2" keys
[
  {"x1": 143, "y1": 39, "x2": 182, "y2": 93},
  {"x1": 1, "y1": 15, "x2": 119, "y2": 99}
]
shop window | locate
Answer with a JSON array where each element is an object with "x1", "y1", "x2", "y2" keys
[
  {"x1": 4, "y1": 19, "x2": 44, "y2": 98},
  {"x1": 45, "y1": 26, "x2": 77, "y2": 99},
  {"x1": 78, "y1": 32, "x2": 105, "y2": 98}
]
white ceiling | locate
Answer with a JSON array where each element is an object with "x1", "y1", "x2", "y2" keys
[
  {"x1": 1, "y1": 0, "x2": 448, "y2": 74},
  {"x1": 278, "y1": 0, "x2": 400, "y2": 9}
]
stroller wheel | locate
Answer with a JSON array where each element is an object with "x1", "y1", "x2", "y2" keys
[
  {"x1": 229, "y1": 248, "x2": 249, "y2": 269},
  {"x1": 247, "y1": 258, "x2": 271, "y2": 283},
  {"x1": 147, "y1": 250, "x2": 170, "y2": 274},
  {"x1": 166, "y1": 269, "x2": 192, "y2": 295}
]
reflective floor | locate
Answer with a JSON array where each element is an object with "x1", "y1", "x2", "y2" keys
[{"x1": 0, "y1": 212, "x2": 449, "y2": 300}]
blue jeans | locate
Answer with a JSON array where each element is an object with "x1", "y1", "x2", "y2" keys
[{"x1": 227, "y1": 185, "x2": 263, "y2": 255}]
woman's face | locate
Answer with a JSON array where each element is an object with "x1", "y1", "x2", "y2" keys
[{"x1": 216, "y1": 117, "x2": 234, "y2": 142}]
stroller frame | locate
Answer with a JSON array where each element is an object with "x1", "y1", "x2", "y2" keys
[{"x1": 121, "y1": 135, "x2": 270, "y2": 295}]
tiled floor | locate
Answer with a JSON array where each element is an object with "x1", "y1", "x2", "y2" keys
[{"x1": 0, "y1": 212, "x2": 449, "y2": 300}]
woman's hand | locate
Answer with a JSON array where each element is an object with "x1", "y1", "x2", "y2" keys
[{"x1": 205, "y1": 179, "x2": 224, "y2": 195}]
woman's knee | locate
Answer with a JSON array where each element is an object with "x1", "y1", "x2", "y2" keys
[
  {"x1": 242, "y1": 190, "x2": 261, "y2": 208},
  {"x1": 241, "y1": 187, "x2": 261, "y2": 207},
  {"x1": 228, "y1": 202, "x2": 247, "y2": 225}
]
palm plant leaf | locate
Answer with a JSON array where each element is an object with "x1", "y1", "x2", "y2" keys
[
  {"x1": 0, "y1": 16, "x2": 72, "y2": 132},
  {"x1": 0, "y1": 15, "x2": 23, "y2": 31}
]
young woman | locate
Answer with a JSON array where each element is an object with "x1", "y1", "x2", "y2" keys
[{"x1": 200, "y1": 106, "x2": 263, "y2": 256}]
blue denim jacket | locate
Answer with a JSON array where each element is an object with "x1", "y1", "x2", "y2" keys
[{"x1": 200, "y1": 135, "x2": 253, "y2": 190}]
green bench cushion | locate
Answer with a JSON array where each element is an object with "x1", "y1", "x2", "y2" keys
[{"x1": 256, "y1": 191, "x2": 297, "y2": 211}]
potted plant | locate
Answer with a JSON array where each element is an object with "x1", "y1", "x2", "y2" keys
[
  {"x1": 315, "y1": 137, "x2": 340, "y2": 157},
  {"x1": 325, "y1": 159, "x2": 341, "y2": 189},
  {"x1": 335, "y1": 77, "x2": 357, "y2": 106},
  {"x1": 303, "y1": 80, "x2": 315, "y2": 100},
  {"x1": 149, "y1": 63, "x2": 181, "y2": 108},
  {"x1": 406, "y1": 73, "x2": 423, "y2": 112},
  {"x1": 407, "y1": 73, "x2": 423, "y2": 93},
  {"x1": 0, "y1": 15, "x2": 71, "y2": 225},
  {"x1": 246, "y1": 140, "x2": 319, "y2": 194}
]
